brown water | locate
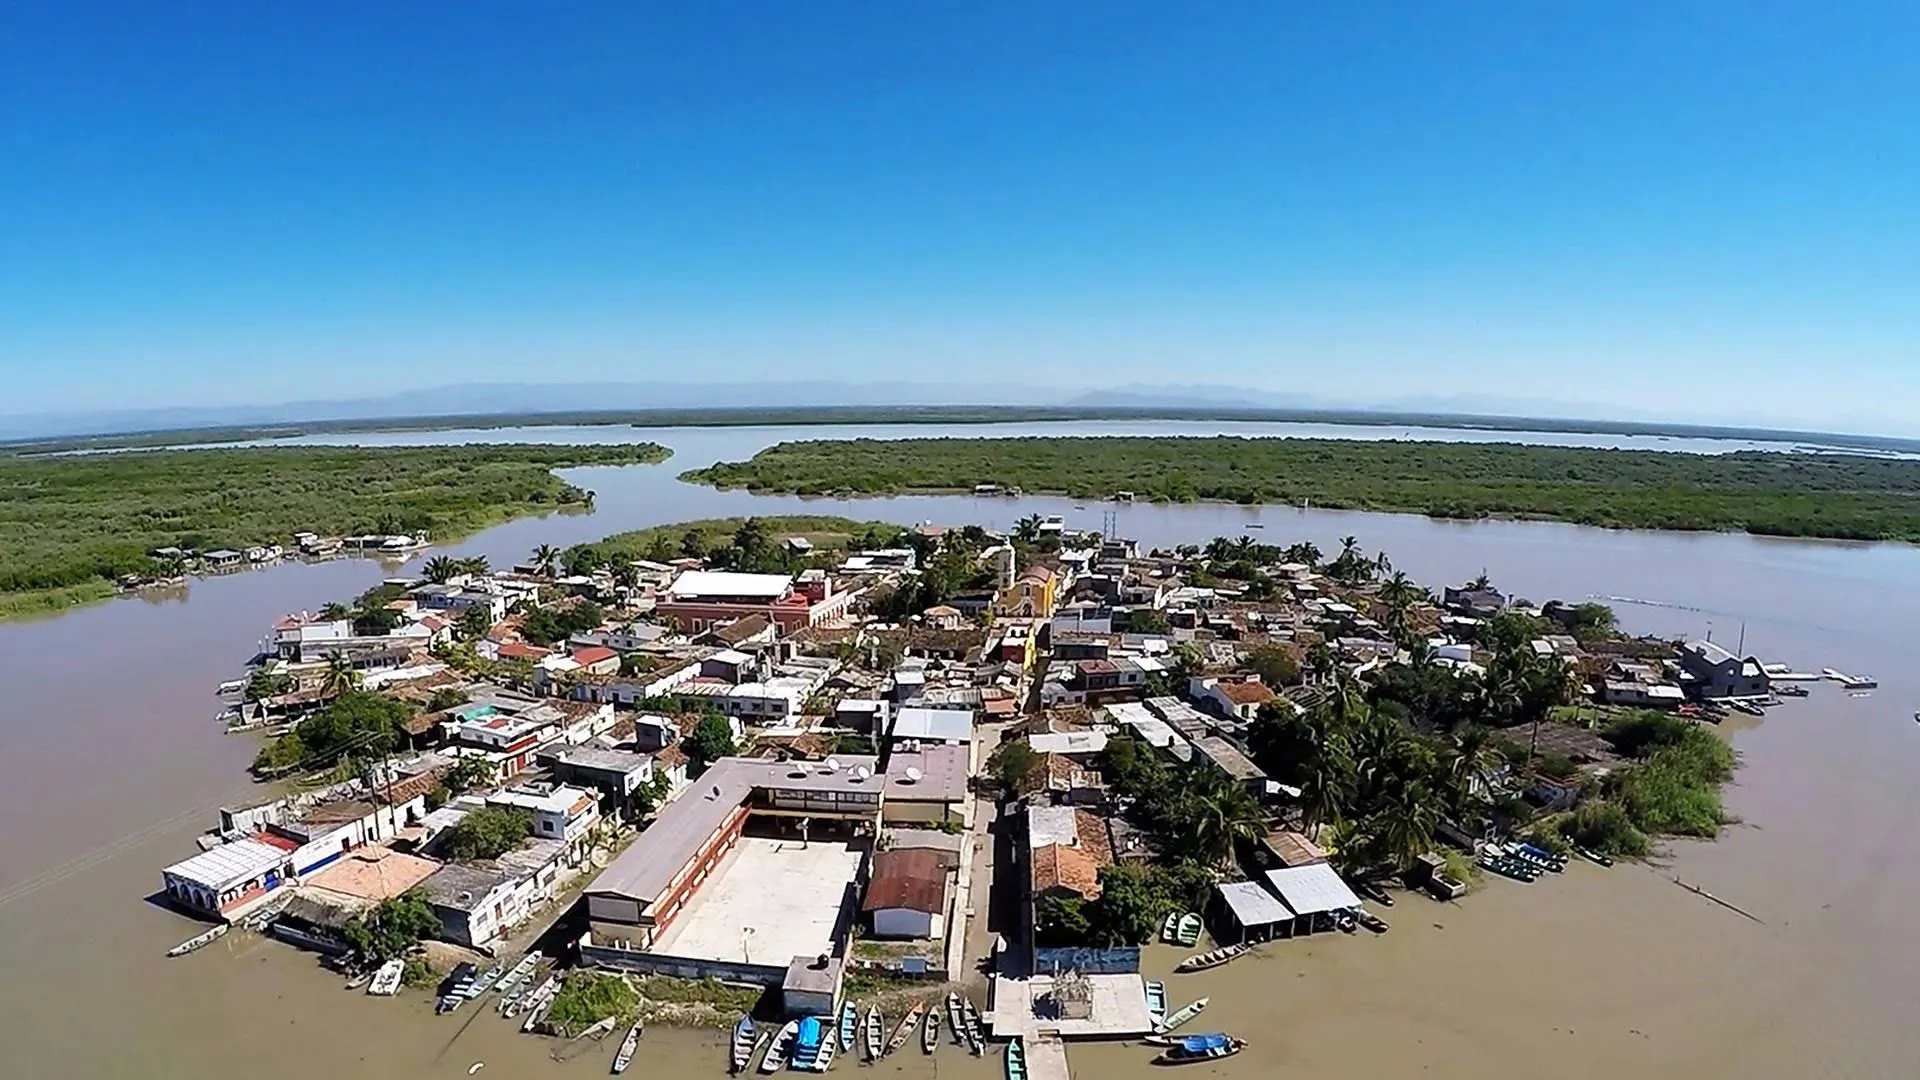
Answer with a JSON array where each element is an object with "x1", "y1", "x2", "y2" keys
[{"x1": 2, "y1": 423, "x2": 1918, "y2": 1078}]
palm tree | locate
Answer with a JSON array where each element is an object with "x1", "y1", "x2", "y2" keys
[
  {"x1": 457, "y1": 555, "x2": 490, "y2": 577},
  {"x1": 1339, "y1": 535, "x2": 1360, "y2": 560},
  {"x1": 1186, "y1": 770, "x2": 1265, "y2": 867},
  {"x1": 1284, "y1": 541, "x2": 1322, "y2": 568},
  {"x1": 1372, "y1": 780, "x2": 1443, "y2": 868},
  {"x1": 1013, "y1": 514, "x2": 1044, "y2": 543},
  {"x1": 530, "y1": 544, "x2": 561, "y2": 577},
  {"x1": 421, "y1": 555, "x2": 460, "y2": 584},
  {"x1": 319, "y1": 651, "x2": 362, "y2": 698},
  {"x1": 1467, "y1": 570, "x2": 1493, "y2": 592},
  {"x1": 1373, "y1": 549, "x2": 1393, "y2": 577},
  {"x1": 611, "y1": 561, "x2": 640, "y2": 591},
  {"x1": 319, "y1": 601, "x2": 351, "y2": 621}
]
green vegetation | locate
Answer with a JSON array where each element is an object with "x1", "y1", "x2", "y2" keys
[
  {"x1": 688, "y1": 435, "x2": 1920, "y2": 542},
  {"x1": 520, "y1": 601, "x2": 605, "y2": 647},
  {"x1": 632, "y1": 975, "x2": 761, "y2": 1011},
  {"x1": 564, "y1": 514, "x2": 895, "y2": 574},
  {"x1": 546, "y1": 971, "x2": 639, "y2": 1035},
  {"x1": 0, "y1": 442, "x2": 669, "y2": 619},
  {"x1": 987, "y1": 739, "x2": 1044, "y2": 792},
  {"x1": 445, "y1": 805, "x2": 534, "y2": 860},
  {"x1": 342, "y1": 889, "x2": 440, "y2": 965},
  {"x1": 684, "y1": 713, "x2": 738, "y2": 774},
  {"x1": 252, "y1": 689, "x2": 417, "y2": 775}
]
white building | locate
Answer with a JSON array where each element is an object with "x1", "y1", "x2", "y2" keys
[
  {"x1": 486, "y1": 785, "x2": 601, "y2": 847},
  {"x1": 888, "y1": 706, "x2": 975, "y2": 747}
]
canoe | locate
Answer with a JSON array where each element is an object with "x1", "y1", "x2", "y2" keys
[
  {"x1": 1575, "y1": 846, "x2": 1614, "y2": 868},
  {"x1": 1155, "y1": 998, "x2": 1209, "y2": 1034},
  {"x1": 790, "y1": 1016, "x2": 824, "y2": 1071},
  {"x1": 1144, "y1": 980, "x2": 1168, "y2": 1027},
  {"x1": 507, "y1": 973, "x2": 558, "y2": 1019},
  {"x1": 167, "y1": 923, "x2": 228, "y2": 957},
  {"x1": 1175, "y1": 944, "x2": 1249, "y2": 973},
  {"x1": 1174, "y1": 912, "x2": 1203, "y2": 947},
  {"x1": 731, "y1": 1016, "x2": 757, "y2": 1074},
  {"x1": 368, "y1": 958, "x2": 405, "y2": 996},
  {"x1": 946, "y1": 993, "x2": 966, "y2": 1044},
  {"x1": 1159, "y1": 912, "x2": 1180, "y2": 943},
  {"x1": 465, "y1": 963, "x2": 504, "y2": 999},
  {"x1": 838, "y1": 1003, "x2": 856, "y2": 1054},
  {"x1": 437, "y1": 963, "x2": 478, "y2": 1015},
  {"x1": 1157, "y1": 1034, "x2": 1246, "y2": 1065},
  {"x1": 863, "y1": 1007, "x2": 883, "y2": 1062},
  {"x1": 922, "y1": 1003, "x2": 940, "y2": 1053},
  {"x1": 1356, "y1": 911, "x2": 1390, "y2": 934},
  {"x1": 760, "y1": 1021, "x2": 799, "y2": 1074},
  {"x1": 1005, "y1": 1037, "x2": 1027, "y2": 1080},
  {"x1": 519, "y1": 975, "x2": 562, "y2": 1032},
  {"x1": 495, "y1": 953, "x2": 541, "y2": 1002},
  {"x1": 887, "y1": 1000, "x2": 927, "y2": 1056},
  {"x1": 612, "y1": 1021, "x2": 642, "y2": 1075},
  {"x1": 808, "y1": 1029, "x2": 837, "y2": 1073},
  {"x1": 962, "y1": 999, "x2": 984, "y2": 1055}
]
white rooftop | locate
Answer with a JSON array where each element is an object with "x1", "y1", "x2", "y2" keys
[
  {"x1": 668, "y1": 570, "x2": 793, "y2": 600},
  {"x1": 1029, "y1": 731, "x2": 1109, "y2": 756},
  {"x1": 1264, "y1": 863, "x2": 1363, "y2": 915},
  {"x1": 164, "y1": 837, "x2": 288, "y2": 893},
  {"x1": 890, "y1": 706, "x2": 974, "y2": 744},
  {"x1": 1105, "y1": 702, "x2": 1179, "y2": 748},
  {"x1": 1217, "y1": 879, "x2": 1293, "y2": 927},
  {"x1": 1027, "y1": 804, "x2": 1080, "y2": 849}
]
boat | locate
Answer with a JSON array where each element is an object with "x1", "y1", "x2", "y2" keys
[
  {"x1": 731, "y1": 1016, "x2": 758, "y2": 1075},
  {"x1": 1478, "y1": 854, "x2": 1539, "y2": 882},
  {"x1": 612, "y1": 1021, "x2": 642, "y2": 1075},
  {"x1": 495, "y1": 954, "x2": 541, "y2": 1008},
  {"x1": 367, "y1": 958, "x2": 405, "y2": 996},
  {"x1": 1159, "y1": 912, "x2": 1180, "y2": 943},
  {"x1": 1334, "y1": 911, "x2": 1358, "y2": 934},
  {"x1": 809, "y1": 1029, "x2": 837, "y2": 1073},
  {"x1": 1514, "y1": 843, "x2": 1566, "y2": 872},
  {"x1": 946, "y1": 993, "x2": 965, "y2": 1044},
  {"x1": 1174, "y1": 912, "x2": 1203, "y2": 947},
  {"x1": 962, "y1": 998, "x2": 984, "y2": 1055},
  {"x1": 1004, "y1": 1037, "x2": 1027, "y2": 1080},
  {"x1": 507, "y1": 972, "x2": 559, "y2": 1019},
  {"x1": 863, "y1": 1006, "x2": 883, "y2": 1062},
  {"x1": 887, "y1": 1000, "x2": 927, "y2": 1056},
  {"x1": 166, "y1": 923, "x2": 228, "y2": 957},
  {"x1": 343, "y1": 970, "x2": 373, "y2": 991},
  {"x1": 789, "y1": 1016, "x2": 825, "y2": 1071},
  {"x1": 922, "y1": 1003, "x2": 940, "y2": 1054},
  {"x1": 1144, "y1": 980, "x2": 1168, "y2": 1027},
  {"x1": 1574, "y1": 845, "x2": 1614, "y2": 868},
  {"x1": 837, "y1": 1003, "x2": 856, "y2": 1056},
  {"x1": 437, "y1": 963, "x2": 478, "y2": 1015},
  {"x1": 760, "y1": 1021, "x2": 799, "y2": 1074},
  {"x1": 465, "y1": 963, "x2": 504, "y2": 999},
  {"x1": 1356, "y1": 911, "x2": 1390, "y2": 934},
  {"x1": 1355, "y1": 881, "x2": 1394, "y2": 907},
  {"x1": 1732, "y1": 699, "x2": 1766, "y2": 716},
  {"x1": 1776, "y1": 683, "x2": 1809, "y2": 697},
  {"x1": 1175, "y1": 944, "x2": 1249, "y2": 973},
  {"x1": 1156, "y1": 1033, "x2": 1247, "y2": 1065},
  {"x1": 519, "y1": 975, "x2": 562, "y2": 1032},
  {"x1": 1155, "y1": 997, "x2": 1209, "y2": 1033}
]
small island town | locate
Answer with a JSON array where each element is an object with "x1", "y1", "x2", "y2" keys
[{"x1": 152, "y1": 513, "x2": 1857, "y2": 1077}]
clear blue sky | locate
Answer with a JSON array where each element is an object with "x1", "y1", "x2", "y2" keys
[{"x1": 2, "y1": 2, "x2": 1916, "y2": 430}]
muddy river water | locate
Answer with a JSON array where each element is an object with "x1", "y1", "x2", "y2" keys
[{"x1": 1, "y1": 421, "x2": 1917, "y2": 1079}]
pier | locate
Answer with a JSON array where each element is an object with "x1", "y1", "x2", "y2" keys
[{"x1": 1026, "y1": 1035, "x2": 1072, "y2": 1080}]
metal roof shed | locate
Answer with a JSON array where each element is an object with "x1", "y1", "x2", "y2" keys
[
  {"x1": 1264, "y1": 864, "x2": 1362, "y2": 916},
  {"x1": 1216, "y1": 880, "x2": 1293, "y2": 928}
]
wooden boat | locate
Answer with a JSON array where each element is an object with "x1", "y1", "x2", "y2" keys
[
  {"x1": 1575, "y1": 846, "x2": 1614, "y2": 868},
  {"x1": 167, "y1": 923, "x2": 228, "y2": 957},
  {"x1": 887, "y1": 1000, "x2": 927, "y2": 1056},
  {"x1": 922, "y1": 1003, "x2": 940, "y2": 1054},
  {"x1": 367, "y1": 958, "x2": 405, "y2": 996},
  {"x1": 1174, "y1": 913, "x2": 1203, "y2": 947},
  {"x1": 962, "y1": 999, "x2": 984, "y2": 1055},
  {"x1": 1175, "y1": 944, "x2": 1249, "y2": 973},
  {"x1": 862, "y1": 1006, "x2": 883, "y2": 1062},
  {"x1": 760, "y1": 1021, "x2": 799, "y2": 1074},
  {"x1": 837, "y1": 1002, "x2": 856, "y2": 1054},
  {"x1": 519, "y1": 975, "x2": 562, "y2": 1032},
  {"x1": 343, "y1": 970, "x2": 373, "y2": 991},
  {"x1": 1156, "y1": 1033, "x2": 1246, "y2": 1065},
  {"x1": 808, "y1": 1028, "x2": 837, "y2": 1072},
  {"x1": 612, "y1": 1021, "x2": 642, "y2": 1075},
  {"x1": 506, "y1": 972, "x2": 558, "y2": 1019},
  {"x1": 743, "y1": 1030, "x2": 770, "y2": 1076},
  {"x1": 946, "y1": 993, "x2": 966, "y2": 1044},
  {"x1": 1478, "y1": 854, "x2": 1538, "y2": 882},
  {"x1": 437, "y1": 963, "x2": 478, "y2": 1014},
  {"x1": 1334, "y1": 911, "x2": 1358, "y2": 934},
  {"x1": 1144, "y1": 981, "x2": 1168, "y2": 1027},
  {"x1": 1155, "y1": 998, "x2": 1209, "y2": 1034},
  {"x1": 1355, "y1": 881, "x2": 1395, "y2": 907},
  {"x1": 1159, "y1": 912, "x2": 1180, "y2": 943},
  {"x1": 495, "y1": 953, "x2": 541, "y2": 1001},
  {"x1": 1356, "y1": 911, "x2": 1389, "y2": 934},
  {"x1": 1004, "y1": 1037, "x2": 1027, "y2": 1080},
  {"x1": 465, "y1": 963, "x2": 505, "y2": 999},
  {"x1": 789, "y1": 1016, "x2": 825, "y2": 1071},
  {"x1": 730, "y1": 1015, "x2": 757, "y2": 1074}
]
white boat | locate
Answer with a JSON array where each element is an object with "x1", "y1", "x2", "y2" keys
[
  {"x1": 611, "y1": 1021, "x2": 642, "y2": 1074},
  {"x1": 809, "y1": 1028, "x2": 837, "y2": 1072},
  {"x1": 495, "y1": 953, "x2": 541, "y2": 1002},
  {"x1": 946, "y1": 993, "x2": 965, "y2": 1044},
  {"x1": 166, "y1": 923, "x2": 228, "y2": 957},
  {"x1": 862, "y1": 1007, "x2": 883, "y2": 1062},
  {"x1": 1155, "y1": 997, "x2": 1209, "y2": 1034},
  {"x1": 962, "y1": 998, "x2": 984, "y2": 1055},
  {"x1": 464, "y1": 963, "x2": 504, "y2": 999},
  {"x1": 519, "y1": 975, "x2": 562, "y2": 1033},
  {"x1": 367, "y1": 958, "x2": 405, "y2": 996},
  {"x1": 1175, "y1": 944, "x2": 1250, "y2": 973},
  {"x1": 1144, "y1": 980, "x2": 1167, "y2": 1027},
  {"x1": 761, "y1": 1021, "x2": 799, "y2": 1074}
]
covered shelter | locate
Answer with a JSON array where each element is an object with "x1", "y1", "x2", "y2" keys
[
  {"x1": 1263, "y1": 864, "x2": 1362, "y2": 935},
  {"x1": 1213, "y1": 880, "x2": 1294, "y2": 944}
]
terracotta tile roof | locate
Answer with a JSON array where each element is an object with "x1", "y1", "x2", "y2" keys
[
  {"x1": 861, "y1": 848, "x2": 948, "y2": 915},
  {"x1": 379, "y1": 762, "x2": 454, "y2": 806},
  {"x1": 570, "y1": 646, "x2": 618, "y2": 667},
  {"x1": 496, "y1": 642, "x2": 551, "y2": 662},
  {"x1": 709, "y1": 614, "x2": 771, "y2": 645},
  {"x1": 1218, "y1": 680, "x2": 1276, "y2": 705},
  {"x1": 1031, "y1": 843, "x2": 1103, "y2": 900}
]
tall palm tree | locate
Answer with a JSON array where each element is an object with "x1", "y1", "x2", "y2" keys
[
  {"x1": 457, "y1": 555, "x2": 490, "y2": 577},
  {"x1": 421, "y1": 555, "x2": 460, "y2": 584},
  {"x1": 1013, "y1": 514, "x2": 1044, "y2": 543},
  {"x1": 1372, "y1": 780, "x2": 1443, "y2": 868},
  {"x1": 1187, "y1": 770, "x2": 1265, "y2": 867},
  {"x1": 319, "y1": 651, "x2": 362, "y2": 698},
  {"x1": 530, "y1": 544, "x2": 561, "y2": 577},
  {"x1": 611, "y1": 560, "x2": 641, "y2": 591}
]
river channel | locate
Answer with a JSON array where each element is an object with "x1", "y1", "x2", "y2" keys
[{"x1": 1, "y1": 421, "x2": 1916, "y2": 1079}]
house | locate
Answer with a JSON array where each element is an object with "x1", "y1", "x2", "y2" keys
[
  {"x1": 1192, "y1": 736, "x2": 1269, "y2": 795},
  {"x1": 568, "y1": 646, "x2": 621, "y2": 677},
  {"x1": 1442, "y1": 585, "x2": 1507, "y2": 618},
  {"x1": 656, "y1": 569, "x2": 855, "y2": 634},
  {"x1": 486, "y1": 785, "x2": 602, "y2": 848},
  {"x1": 878, "y1": 744, "x2": 972, "y2": 826},
  {"x1": 1191, "y1": 676, "x2": 1276, "y2": 722},
  {"x1": 202, "y1": 549, "x2": 245, "y2": 569},
  {"x1": 270, "y1": 613, "x2": 355, "y2": 662},
  {"x1": 539, "y1": 746, "x2": 656, "y2": 819},
  {"x1": 888, "y1": 706, "x2": 974, "y2": 747},
  {"x1": 995, "y1": 565, "x2": 1060, "y2": 620},
  {"x1": 1027, "y1": 805, "x2": 1113, "y2": 905},
  {"x1": 834, "y1": 699, "x2": 890, "y2": 734},
  {"x1": 448, "y1": 705, "x2": 558, "y2": 779},
  {"x1": 701, "y1": 614, "x2": 777, "y2": 649},
  {"x1": 161, "y1": 837, "x2": 293, "y2": 918},
  {"x1": 862, "y1": 848, "x2": 952, "y2": 940},
  {"x1": 701, "y1": 649, "x2": 756, "y2": 683},
  {"x1": 921, "y1": 605, "x2": 965, "y2": 631},
  {"x1": 1678, "y1": 640, "x2": 1771, "y2": 699},
  {"x1": 1263, "y1": 863, "x2": 1363, "y2": 935},
  {"x1": 420, "y1": 863, "x2": 525, "y2": 951}
]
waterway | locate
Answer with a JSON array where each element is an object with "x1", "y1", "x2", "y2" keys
[{"x1": 1, "y1": 422, "x2": 1917, "y2": 1078}]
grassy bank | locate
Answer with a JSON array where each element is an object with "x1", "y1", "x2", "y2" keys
[
  {"x1": 565, "y1": 515, "x2": 898, "y2": 567},
  {"x1": 686, "y1": 436, "x2": 1920, "y2": 542},
  {"x1": 1557, "y1": 712, "x2": 1738, "y2": 857},
  {"x1": 0, "y1": 443, "x2": 669, "y2": 620}
]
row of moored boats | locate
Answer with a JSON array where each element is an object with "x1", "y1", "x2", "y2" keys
[{"x1": 738, "y1": 992, "x2": 985, "y2": 1075}]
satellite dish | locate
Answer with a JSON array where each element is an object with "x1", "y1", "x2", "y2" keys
[
  {"x1": 904, "y1": 766, "x2": 923, "y2": 783},
  {"x1": 824, "y1": 757, "x2": 842, "y2": 771},
  {"x1": 853, "y1": 766, "x2": 872, "y2": 781}
]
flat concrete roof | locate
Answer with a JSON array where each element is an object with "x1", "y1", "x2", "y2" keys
[
  {"x1": 649, "y1": 836, "x2": 860, "y2": 967},
  {"x1": 668, "y1": 570, "x2": 793, "y2": 600},
  {"x1": 986, "y1": 973, "x2": 1155, "y2": 1040}
]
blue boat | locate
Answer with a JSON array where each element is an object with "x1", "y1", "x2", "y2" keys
[
  {"x1": 1158, "y1": 1033, "x2": 1246, "y2": 1065},
  {"x1": 789, "y1": 1016, "x2": 824, "y2": 1071},
  {"x1": 730, "y1": 1015, "x2": 757, "y2": 1074},
  {"x1": 838, "y1": 1002, "x2": 857, "y2": 1054}
]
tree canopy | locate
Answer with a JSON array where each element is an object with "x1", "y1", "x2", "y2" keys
[{"x1": 444, "y1": 806, "x2": 533, "y2": 861}]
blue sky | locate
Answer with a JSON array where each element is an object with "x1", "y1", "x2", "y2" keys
[{"x1": 2, "y1": 2, "x2": 1916, "y2": 430}]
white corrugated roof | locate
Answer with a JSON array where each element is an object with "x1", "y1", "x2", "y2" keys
[
  {"x1": 1264, "y1": 863, "x2": 1362, "y2": 915},
  {"x1": 1106, "y1": 702, "x2": 1177, "y2": 747},
  {"x1": 163, "y1": 838, "x2": 288, "y2": 892},
  {"x1": 1026, "y1": 804, "x2": 1079, "y2": 849},
  {"x1": 667, "y1": 570, "x2": 792, "y2": 599},
  {"x1": 891, "y1": 707, "x2": 974, "y2": 743},
  {"x1": 1029, "y1": 731, "x2": 1109, "y2": 755},
  {"x1": 1217, "y1": 880, "x2": 1293, "y2": 926}
]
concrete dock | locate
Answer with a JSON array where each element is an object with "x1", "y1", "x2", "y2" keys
[
  {"x1": 985, "y1": 973, "x2": 1156, "y2": 1040},
  {"x1": 1025, "y1": 1035, "x2": 1072, "y2": 1080}
]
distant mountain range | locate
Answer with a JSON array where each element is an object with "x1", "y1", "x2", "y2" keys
[{"x1": 0, "y1": 379, "x2": 1906, "y2": 445}]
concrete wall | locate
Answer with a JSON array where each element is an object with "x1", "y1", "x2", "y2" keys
[
  {"x1": 871, "y1": 907, "x2": 936, "y2": 940},
  {"x1": 581, "y1": 943, "x2": 785, "y2": 986},
  {"x1": 1032, "y1": 945, "x2": 1140, "y2": 975}
]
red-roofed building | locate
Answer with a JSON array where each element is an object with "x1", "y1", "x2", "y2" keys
[
  {"x1": 496, "y1": 641, "x2": 552, "y2": 663},
  {"x1": 569, "y1": 646, "x2": 620, "y2": 676}
]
